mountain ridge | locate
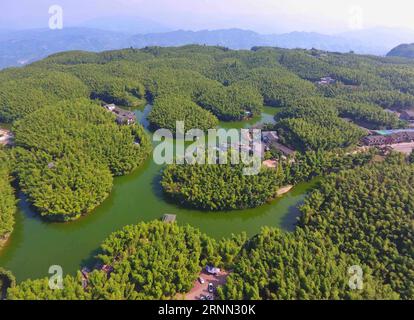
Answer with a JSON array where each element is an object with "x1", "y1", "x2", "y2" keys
[
  {"x1": 387, "y1": 43, "x2": 414, "y2": 58},
  {"x1": 1, "y1": 26, "x2": 414, "y2": 69}
]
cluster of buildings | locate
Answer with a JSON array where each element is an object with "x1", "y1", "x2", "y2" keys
[
  {"x1": 358, "y1": 108, "x2": 414, "y2": 150},
  {"x1": 261, "y1": 130, "x2": 296, "y2": 157},
  {"x1": 362, "y1": 129, "x2": 414, "y2": 146},
  {"x1": 213, "y1": 130, "x2": 295, "y2": 158},
  {"x1": 399, "y1": 110, "x2": 414, "y2": 123},
  {"x1": 103, "y1": 104, "x2": 136, "y2": 125},
  {"x1": 382, "y1": 109, "x2": 414, "y2": 126},
  {"x1": 191, "y1": 129, "x2": 295, "y2": 163}
]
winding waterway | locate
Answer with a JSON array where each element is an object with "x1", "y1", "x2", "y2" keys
[{"x1": 0, "y1": 106, "x2": 318, "y2": 282}]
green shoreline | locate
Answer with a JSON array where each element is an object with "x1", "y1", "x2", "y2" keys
[{"x1": 0, "y1": 106, "x2": 317, "y2": 282}]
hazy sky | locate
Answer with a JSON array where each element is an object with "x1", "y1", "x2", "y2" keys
[{"x1": 1, "y1": 0, "x2": 414, "y2": 33}]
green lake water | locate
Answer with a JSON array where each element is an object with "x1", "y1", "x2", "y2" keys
[{"x1": 0, "y1": 106, "x2": 317, "y2": 282}]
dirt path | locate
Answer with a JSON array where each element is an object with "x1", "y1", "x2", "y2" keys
[
  {"x1": 277, "y1": 185, "x2": 293, "y2": 196},
  {"x1": 0, "y1": 129, "x2": 13, "y2": 146},
  {"x1": 0, "y1": 233, "x2": 11, "y2": 250},
  {"x1": 390, "y1": 142, "x2": 414, "y2": 155}
]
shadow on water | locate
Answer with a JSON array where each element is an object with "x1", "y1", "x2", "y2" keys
[
  {"x1": 151, "y1": 171, "x2": 166, "y2": 201},
  {"x1": 279, "y1": 180, "x2": 320, "y2": 231},
  {"x1": 150, "y1": 171, "x2": 192, "y2": 211},
  {"x1": 18, "y1": 192, "x2": 41, "y2": 222},
  {"x1": 79, "y1": 247, "x2": 102, "y2": 271},
  {"x1": 279, "y1": 203, "x2": 303, "y2": 232},
  {"x1": 0, "y1": 192, "x2": 44, "y2": 265},
  {"x1": 150, "y1": 170, "x2": 220, "y2": 213}
]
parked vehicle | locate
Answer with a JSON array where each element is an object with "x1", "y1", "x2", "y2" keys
[
  {"x1": 208, "y1": 282, "x2": 214, "y2": 293},
  {"x1": 198, "y1": 277, "x2": 205, "y2": 284}
]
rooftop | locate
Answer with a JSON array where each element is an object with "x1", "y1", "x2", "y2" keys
[
  {"x1": 103, "y1": 104, "x2": 136, "y2": 125},
  {"x1": 262, "y1": 131, "x2": 279, "y2": 142},
  {"x1": 273, "y1": 142, "x2": 295, "y2": 156},
  {"x1": 162, "y1": 214, "x2": 177, "y2": 223},
  {"x1": 373, "y1": 129, "x2": 414, "y2": 136},
  {"x1": 401, "y1": 110, "x2": 414, "y2": 117}
]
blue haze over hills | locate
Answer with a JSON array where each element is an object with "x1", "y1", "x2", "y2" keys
[{"x1": 1, "y1": 16, "x2": 414, "y2": 69}]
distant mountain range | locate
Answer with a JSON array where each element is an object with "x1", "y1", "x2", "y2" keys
[
  {"x1": 1, "y1": 25, "x2": 414, "y2": 69},
  {"x1": 0, "y1": 28, "x2": 131, "y2": 68},
  {"x1": 79, "y1": 16, "x2": 172, "y2": 34},
  {"x1": 130, "y1": 29, "x2": 361, "y2": 52},
  {"x1": 387, "y1": 43, "x2": 414, "y2": 58}
]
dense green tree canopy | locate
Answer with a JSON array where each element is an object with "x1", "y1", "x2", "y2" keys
[
  {"x1": 14, "y1": 148, "x2": 113, "y2": 221},
  {"x1": 7, "y1": 221, "x2": 213, "y2": 300},
  {"x1": 1, "y1": 45, "x2": 414, "y2": 301},
  {"x1": 281, "y1": 149, "x2": 376, "y2": 184},
  {"x1": 277, "y1": 96, "x2": 403, "y2": 129},
  {"x1": 243, "y1": 67, "x2": 318, "y2": 107},
  {"x1": 273, "y1": 97, "x2": 401, "y2": 151},
  {"x1": 342, "y1": 90, "x2": 414, "y2": 111},
  {"x1": 0, "y1": 149, "x2": 16, "y2": 243},
  {"x1": 90, "y1": 221, "x2": 209, "y2": 299},
  {"x1": 13, "y1": 99, "x2": 151, "y2": 176},
  {"x1": 11, "y1": 99, "x2": 151, "y2": 220},
  {"x1": 195, "y1": 82, "x2": 263, "y2": 121},
  {"x1": 148, "y1": 94, "x2": 219, "y2": 132},
  {"x1": 275, "y1": 115, "x2": 365, "y2": 152},
  {"x1": 0, "y1": 70, "x2": 89, "y2": 122},
  {"x1": 6, "y1": 272, "x2": 90, "y2": 300},
  {"x1": 161, "y1": 161, "x2": 284, "y2": 211},
  {"x1": 273, "y1": 98, "x2": 370, "y2": 151},
  {"x1": 279, "y1": 50, "x2": 333, "y2": 81},
  {"x1": 218, "y1": 227, "x2": 399, "y2": 300},
  {"x1": 2, "y1": 44, "x2": 413, "y2": 128},
  {"x1": 66, "y1": 62, "x2": 147, "y2": 107},
  {"x1": 334, "y1": 100, "x2": 404, "y2": 129},
  {"x1": 299, "y1": 161, "x2": 414, "y2": 299}
]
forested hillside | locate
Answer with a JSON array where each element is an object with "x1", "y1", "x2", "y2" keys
[
  {"x1": 387, "y1": 43, "x2": 414, "y2": 59},
  {"x1": 3, "y1": 45, "x2": 414, "y2": 129},
  {"x1": 8, "y1": 156, "x2": 414, "y2": 300},
  {"x1": 148, "y1": 94, "x2": 219, "y2": 131},
  {"x1": 217, "y1": 155, "x2": 413, "y2": 300},
  {"x1": 2, "y1": 45, "x2": 413, "y2": 149},
  {"x1": 7, "y1": 221, "x2": 214, "y2": 300},
  {"x1": 1, "y1": 44, "x2": 413, "y2": 218},
  {"x1": 0, "y1": 149, "x2": 16, "y2": 246},
  {"x1": 0, "y1": 45, "x2": 413, "y2": 300},
  {"x1": 299, "y1": 158, "x2": 414, "y2": 299},
  {"x1": 162, "y1": 161, "x2": 284, "y2": 210},
  {"x1": 218, "y1": 227, "x2": 399, "y2": 300},
  {"x1": 10, "y1": 100, "x2": 151, "y2": 221}
]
